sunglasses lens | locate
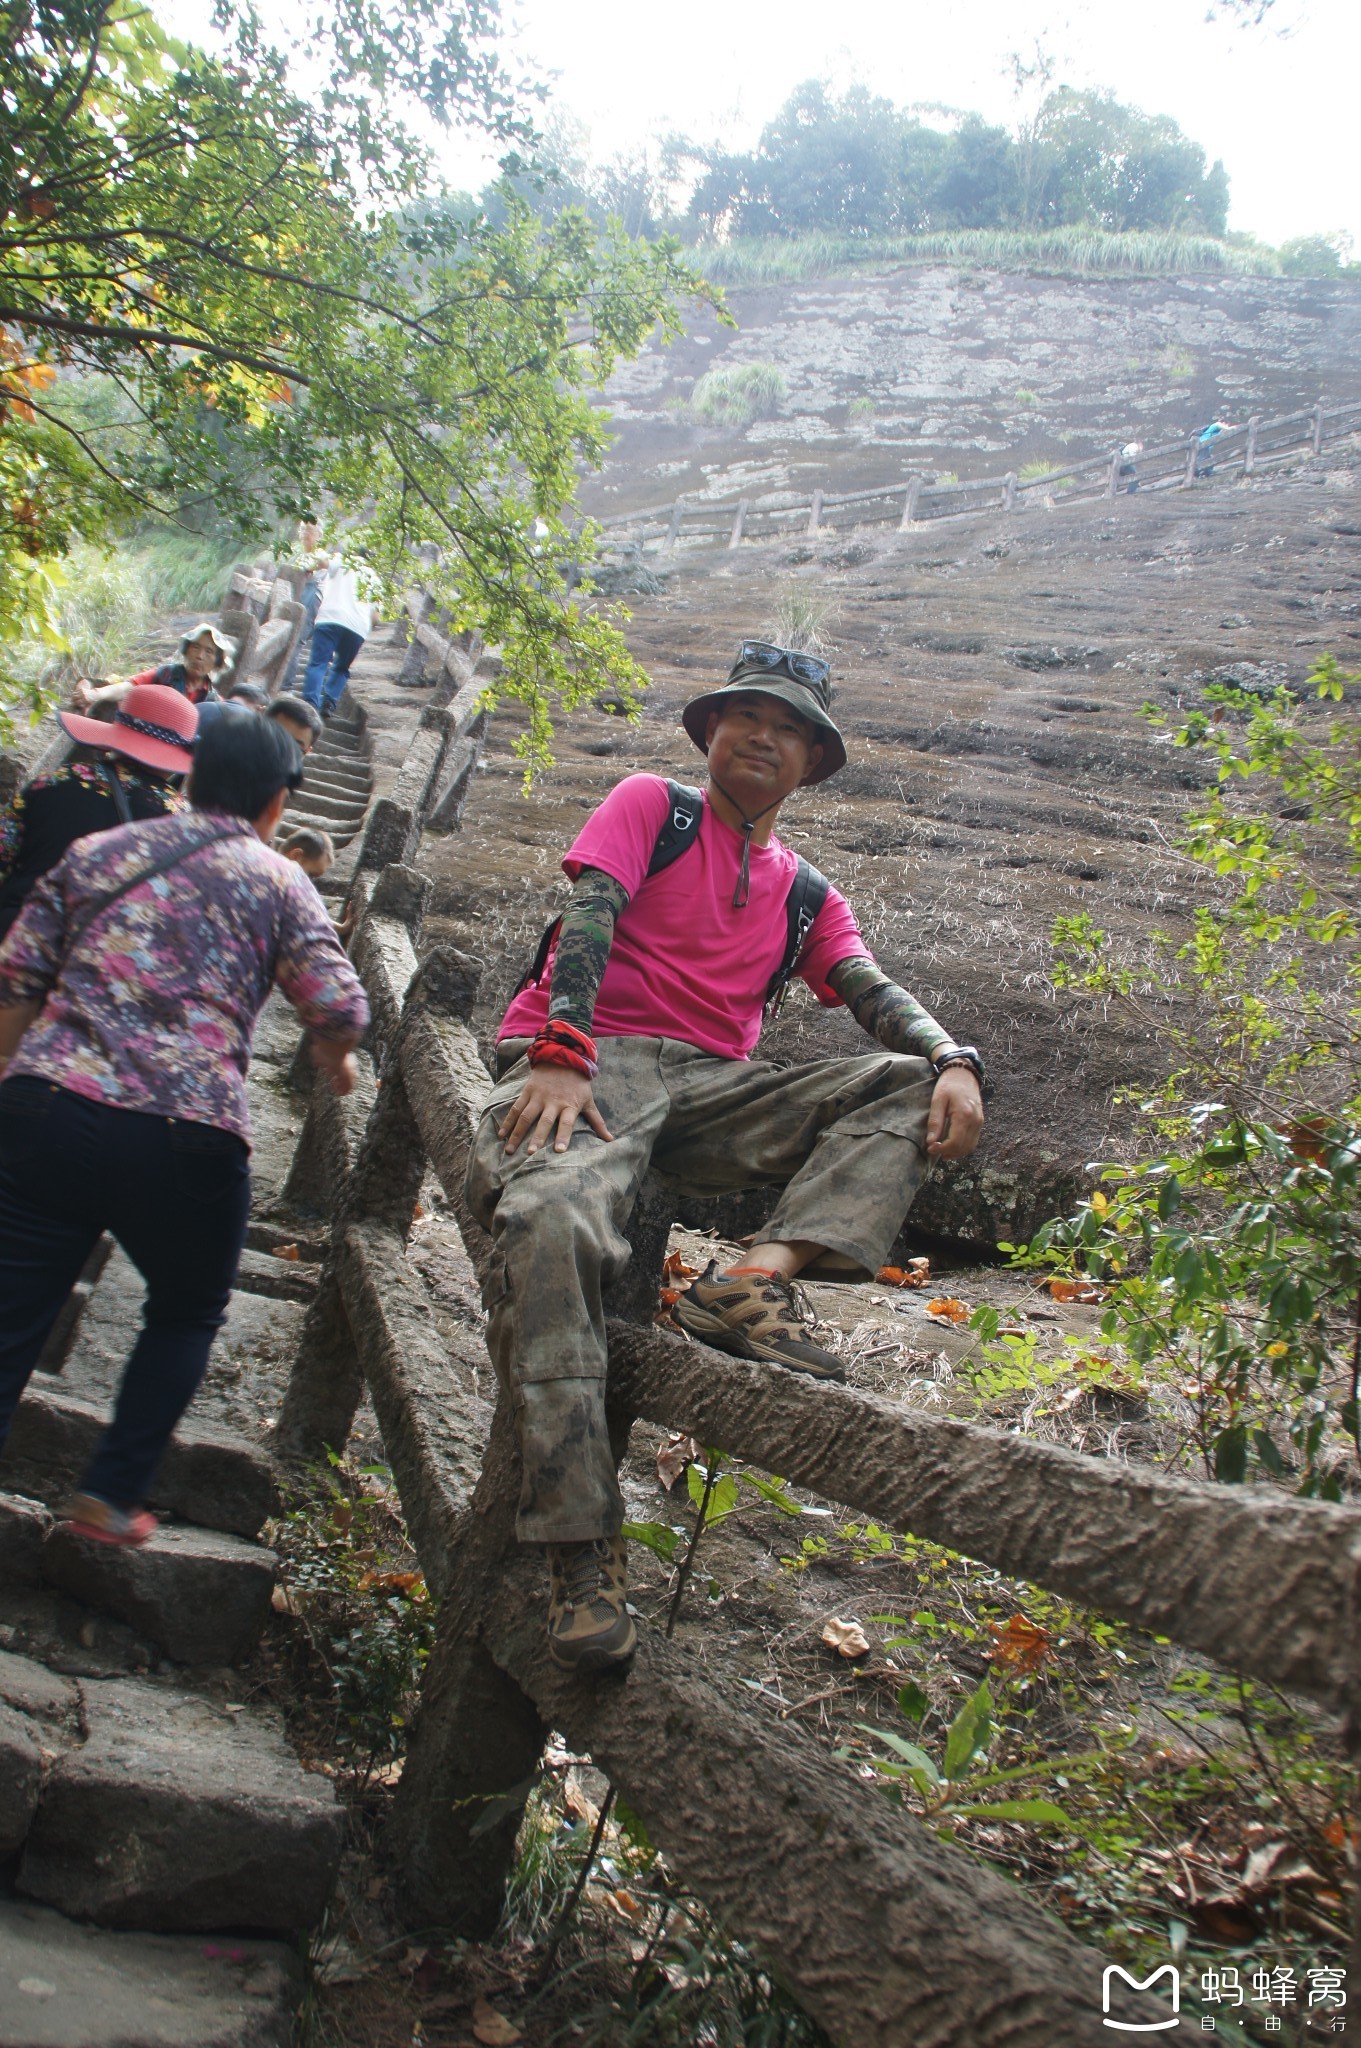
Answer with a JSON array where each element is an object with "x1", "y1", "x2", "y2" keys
[
  {"x1": 787, "y1": 654, "x2": 828, "y2": 684},
  {"x1": 739, "y1": 641, "x2": 784, "y2": 669}
]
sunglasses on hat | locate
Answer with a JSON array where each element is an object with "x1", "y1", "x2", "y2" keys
[{"x1": 734, "y1": 640, "x2": 831, "y2": 690}]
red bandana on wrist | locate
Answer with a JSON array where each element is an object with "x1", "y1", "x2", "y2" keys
[{"x1": 528, "y1": 1019, "x2": 599, "y2": 1078}]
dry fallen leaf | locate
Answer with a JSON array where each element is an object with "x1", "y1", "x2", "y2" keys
[
  {"x1": 877, "y1": 1258, "x2": 930, "y2": 1288},
  {"x1": 656, "y1": 1434, "x2": 702, "y2": 1492},
  {"x1": 821, "y1": 1616, "x2": 872, "y2": 1661},
  {"x1": 662, "y1": 1249, "x2": 700, "y2": 1282},
  {"x1": 988, "y1": 1613, "x2": 1056, "y2": 1678},
  {"x1": 357, "y1": 1569, "x2": 423, "y2": 1595},
  {"x1": 925, "y1": 1297, "x2": 970, "y2": 1323},
  {"x1": 272, "y1": 1242, "x2": 300, "y2": 1261},
  {"x1": 606, "y1": 1888, "x2": 648, "y2": 1923},
  {"x1": 1046, "y1": 1278, "x2": 1105, "y2": 1303},
  {"x1": 658, "y1": 1286, "x2": 682, "y2": 1308},
  {"x1": 472, "y1": 1997, "x2": 521, "y2": 2047}
]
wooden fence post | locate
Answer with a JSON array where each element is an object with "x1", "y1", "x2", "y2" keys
[
  {"x1": 899, "y1": 476, "x2": 922, "y2": 530},
  {"x1": 1002, "y1": 471, "x2": 1018, "y2": 511},
  {"x1": 1313, "y1": 402, "x2": 1325, "y2": 457},
  {"x1": 1183, "y1": 440, "x2": 1198, "y2": 488},
  {"x1": 727, "y1": 500, "x2": 749, "y2": 550},
  {"x1": 662, "y1": 500, "x2": 684, "y2": 553},
  {"x1": 1105, "y1": 451, "x2": 1121, "y2": 498},
  {"x1": 807, "y1": 489, "x2": 823, "y2": 535},
  {"x1": 1244, "y1": 416, "x2": 1261, "y2": 476}
]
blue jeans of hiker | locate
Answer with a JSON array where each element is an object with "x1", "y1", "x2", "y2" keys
[
  {"x1": 0, "y1": 1078, "x2": 250, "y2": 1507},
  {"x1": 282, "y1": 577, "x2": 324, "y2": 693},
  {"x1": 302, "y1": 622, "x2": 365, "y2": 714}
]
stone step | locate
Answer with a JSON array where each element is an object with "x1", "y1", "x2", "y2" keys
[
  {"x1": 16, "y1": 1675, "x2": 343, "y2": 1934},
  {"x1": 2, "y1": 1391, "x2": 277, "y2": 1540},
  {"x1": 296, "y1": 775, "x2": 370, "y2": 805},
  {"x1": 282, "y1": 811, "x2": 361, "y2": 845},
  {"x1": 0, "y1": 1899, "x2": 299, "y2": 2048},
  {"x1": 285, "y1": 788, "x2": 367, "y2": 824},
  {"x1": 232, "y1": 1245, "x2": 318, "y2": 1305},
  {"x1": 301, "y1": 760, "x2": 371, "y2": 787},
  {"x1": 0, "y1": 1495, "x2": 277, "y2": 1665}
]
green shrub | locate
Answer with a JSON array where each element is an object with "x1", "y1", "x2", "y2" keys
[
  {"x1": 690, "y1": 362, "x2": 786, "y2": 428},
  {"x1": 1279, "y1": 234, "x2": 1351, "y2": 278},
  {"x1": 848, "y1": 395, "x2": 876, "y2": 425},
  {"x1": 1027, "y1": 657, "x2": 1361, "y2": 1496}
]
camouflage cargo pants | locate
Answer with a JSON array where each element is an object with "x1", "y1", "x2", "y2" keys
[{"x1": 466, "y1": 1034, "x2": 935, "y2": 1545}]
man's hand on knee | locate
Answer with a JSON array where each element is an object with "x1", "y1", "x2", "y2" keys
[
  {"x1": 498, "y1": 1068, "x2": 614, "y2": 1156},
  {"x1": 926, "y1": 1068, "x2": 984, "y2": 1161}
]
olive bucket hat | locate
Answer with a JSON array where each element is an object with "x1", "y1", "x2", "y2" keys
[{"x1": 681, "y1": 640, "x2": 847, "y2": 784}]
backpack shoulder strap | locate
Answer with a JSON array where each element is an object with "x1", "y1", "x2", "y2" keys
[
  {"x1": 97, "y1": 761, "x2": 134, "y2": 827},
  {"x1": 764, "y1": 857, "x2": 830, "y2": 1010},
  {"x1": 515, "y1": 783, "x2": 704, "y2": 997},
  {"x1": 646, "y1": 781, "x2": 704, "y2": 878}
]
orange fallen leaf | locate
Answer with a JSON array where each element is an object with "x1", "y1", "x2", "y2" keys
[
  {"x1": 357, "y1": 1569, "x2": 423, "y2": 1595},
  {"x1": 878, "y1": 1258, "x2": 931, "y2": 1288},
  {"x1": 662, "y1": 1249, "x2": 700, "y2": 1281},
  {"x1": 1046, "y1": 1278, "x2": 1104, "y2": 1303},
  {"x1": 988, "y1": 1613, "x2": 1056, "y2": 1678},
  {"x1": 925, "y1": 1297, "x2": 970, "y2": 1322},
  {"x1": 821, "y1": 1616, "x2": 872, "y2": 1660},
  {"x1": 658, "y1": 1286, "x2": 682, "y2": 1307},
  {"x1": 472, "y1": 1996, "x2": 521, "y2": 2047},
  {"x1": 272, "y1": 1243, "x2": 300, "y2": 1261},
  {"x1": 606, "y1": 1888, "x2": 648, "y2": 1923}
]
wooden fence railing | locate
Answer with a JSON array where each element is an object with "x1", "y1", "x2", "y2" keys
[
  {"x1": 596, "y1": 396, "x2": 1361, "y2": 561},
  {"x1": 267, "y1": 686, "x2": 1361, "y2": 2044}
]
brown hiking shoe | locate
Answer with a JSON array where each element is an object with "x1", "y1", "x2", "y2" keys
[
  {"x1": 675, "y1": 1262, "x2": 846, "y2": 1383},
  {"x1": 545, "y1": 1535, "x2": 637, "y2": 1675}
]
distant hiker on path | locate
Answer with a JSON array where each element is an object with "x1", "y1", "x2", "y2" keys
[
  {"x1": 301, "y1": 554, "x2": 373, "y2": 721},
  {"x1": 469, "y1": 640, "x2": 985, "y2": 1675},
  {"x1": 0, "y1": 714, "x2": 370, "y2": 1546},
  {"x1": 1117, "y1": 441, "x2": 1142, "y2": 493},
  {"x1": 75, "y1": 622, "x2": 237, "y2": 714},
  {"x1": 1194, "y1": 420, "x2": 1230, "y2": 478}
]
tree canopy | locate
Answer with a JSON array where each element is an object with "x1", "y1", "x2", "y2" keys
[
  {"x1": 678, "y1": 82, "x2": 1228, "y2": 242},
  {"x1": 0, "y1": 0, "x2": 713, "y2": 759},
  {"x1": 503, "y1": 80, "x2": 1231, "y2": 250}
]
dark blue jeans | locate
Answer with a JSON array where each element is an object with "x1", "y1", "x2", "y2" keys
[
  {"x1": 301, "y1": 622, "x2": 364, "y2": 713},
  {"x1": 0, "y1": 1078, "x2": 250, "y2": 1508}
]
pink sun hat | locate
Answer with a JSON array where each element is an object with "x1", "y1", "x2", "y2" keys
[{"x1": 59, "y1": 682, "x2": 198, "y2": 776}]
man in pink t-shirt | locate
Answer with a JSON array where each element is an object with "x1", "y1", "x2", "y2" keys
[{"x1": 467, "y1": 641, "x2": 985, "y2": 1675}]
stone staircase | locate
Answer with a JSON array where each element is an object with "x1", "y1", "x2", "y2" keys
[
  {"x1": 0, "y1": 635, "x2": 441, "y2": 2047},
  {"x1": 282, "y1": 707, "x2": 373, "y2": 852}
]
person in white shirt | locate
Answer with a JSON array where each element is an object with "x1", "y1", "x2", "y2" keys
[{"x1": 301, "y1": 555, "x2": 374, "y2": 720}]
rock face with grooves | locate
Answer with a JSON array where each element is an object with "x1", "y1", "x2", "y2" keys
[{"x1": 18, "y1": 1678, "x2": 344, "y2": 1932}]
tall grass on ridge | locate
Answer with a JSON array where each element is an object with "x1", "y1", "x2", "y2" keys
[{"x1": 697, "y1": 228, "x2": 1285, "y2": 287}]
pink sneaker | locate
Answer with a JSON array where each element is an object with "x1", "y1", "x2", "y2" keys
[{"x1": 61, "y1": 1492, "x2": 158, "y2": 1547}]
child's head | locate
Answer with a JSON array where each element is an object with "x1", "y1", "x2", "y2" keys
[{"x1": 279, "y1": 826, "x2": 335, "y2": 881}]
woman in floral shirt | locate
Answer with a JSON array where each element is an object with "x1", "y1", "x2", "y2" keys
[
  {"x1": 0, "y1": 714, "x2": 370, "y2": 1545},
  {"x1": 0, "y1": 682, "x2": 195, "y2": 943}
]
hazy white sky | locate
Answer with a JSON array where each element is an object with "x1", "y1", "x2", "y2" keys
[{"x1": 441, "y1": 0, "x2": 1359, "y2": 248}]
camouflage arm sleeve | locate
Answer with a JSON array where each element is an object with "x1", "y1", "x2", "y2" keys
[
  {"x1": 546, "y1": 867, "x2": 631, "y2": 1032},
  {"x1": 826, "y1": 955, "x2": 957, "y2": 1063}
]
